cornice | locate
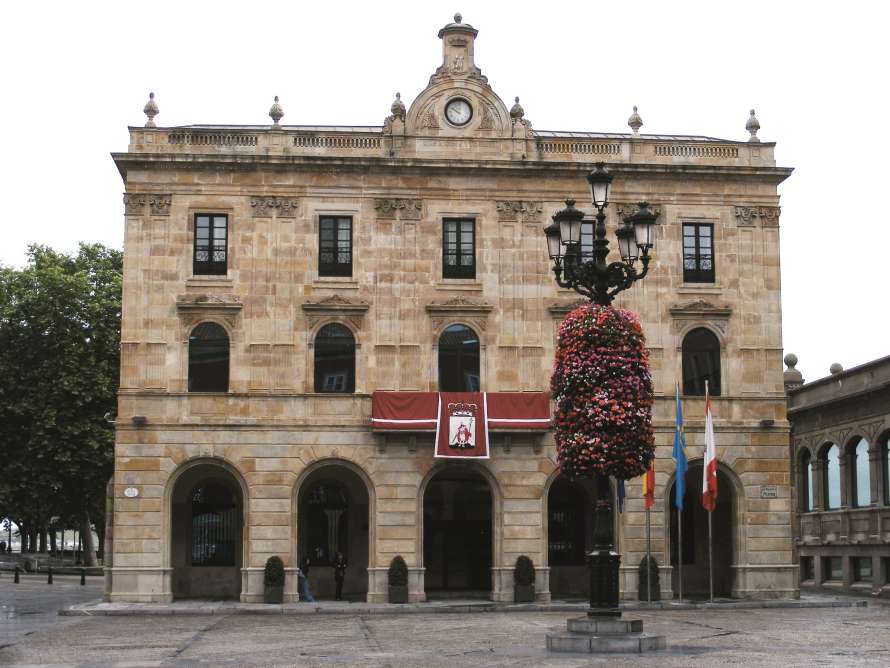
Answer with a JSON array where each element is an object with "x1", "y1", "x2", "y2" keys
[{"x1": 111, "y1": 151, "x2": 793, "y2": 185}]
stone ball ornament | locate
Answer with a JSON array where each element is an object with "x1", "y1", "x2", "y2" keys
[{"x1": 551, "y1": 304, "x2": 655, "y2": 481}]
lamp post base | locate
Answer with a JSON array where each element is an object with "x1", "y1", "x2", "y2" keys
[{"x1": 587, "y1": 548, "x2": 621, "y2": 617}]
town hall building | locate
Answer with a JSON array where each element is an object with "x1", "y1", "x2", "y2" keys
[{"x1": 106, "y1": 15, "x2": 796, "y2": 603}]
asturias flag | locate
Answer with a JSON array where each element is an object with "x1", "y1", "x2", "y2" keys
[
  {"x1": 702, "y1": 382, "x2": 718, "y2": 512},
  {"x1": 672, "y1": 382, "x2": 688, "y2": 511}
]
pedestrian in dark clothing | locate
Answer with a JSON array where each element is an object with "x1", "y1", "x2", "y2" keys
[{"x1": 334, "y1": 551, "x2": 347, "y2": 601}]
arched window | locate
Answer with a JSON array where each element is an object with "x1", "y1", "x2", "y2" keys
[
  {"x1": 850, "y1": 437, "x2": 871, "y2": 507},
  {"x1": 681, "y1": 328, "x2": 721, "y2": 396},
  {"x1": 188, "y1": 323, "x2": 230, "y2": 392},
  {"x1": 823, "y1": 443, "x2": 841, "y2": 510},
  {"x1": 191, "y1": 481, "x2": 238, "y2": 566},
  {"x1": 800, "y1": 450, "x2": 814, "y2": 512},
  {"x1": 314, "y1": 324, "x2": 355, "y2": 393},
  {"x1": 438, "y1": 324, "x2": 480, "y2": 392}
]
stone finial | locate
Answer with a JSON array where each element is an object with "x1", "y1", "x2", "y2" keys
[
  {"x1": 783, "y1": 353, "x2": 804, "y2": 391},
  {"x1": 628, "y1": 105, "x2": 643, "y2": 137},
  {"x1": 454, "y1": 12, "x2": 462, "y2": 23},
  {"x1": 390, "y1": 92, "x2": 406, "y2": 121},
  {"x1": 510, "y1": 96, "x2": 525, "y2": 122},
  {"x1": 143, "y1": 92, "x2": 159, "y2": 128},
  {"x1": 269, "y1": 96, "x2": 284, "y2": 127},
  {"x1": 746, "y1": 109, "x2": 760, "y2": 142},
  {"x1": 829, "y1": 362, "x2": 844, "y2": 375}
]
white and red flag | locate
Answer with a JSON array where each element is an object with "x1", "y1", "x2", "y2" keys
[{"x1": 702, "y1": 383, "x2": 718, "y2": 512}]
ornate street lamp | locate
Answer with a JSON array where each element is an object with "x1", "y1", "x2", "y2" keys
[
  {"x1": 544, "y1": 162, "x2": 658, "y2": 618},
  {"x1": 545, "y1": 163, "x2": 656, "y2": 306}
]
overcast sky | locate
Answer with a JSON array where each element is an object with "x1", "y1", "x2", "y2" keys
[{"x1": 1, "y1": 0, "x2": 886, "y2": 384}]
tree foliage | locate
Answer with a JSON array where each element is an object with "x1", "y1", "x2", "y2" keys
[{"x1": 0, "y1": 244, "x2": 122, "y2": 554}]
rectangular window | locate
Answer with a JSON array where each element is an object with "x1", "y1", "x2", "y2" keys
[
  {"x1": 800, "y1": 557, "x2": 814, "y2": 582},
  {"x1": 580, "y1": 221, "x2": 594, "y2": 261},
  {"x1": 319, "y1": 216, "x2": 353, "y2": 277},
  {"x1": 823, "y1": 556, "x2": 843, "y2": 581},
  {"x1": 683, "y1": 223, "x2": 714, "y2": 283},
  {"x1": 193, "y1": 214, "x2": 228, "y2": 276},
  {"x1": 852, "y1": 557, "x2": 873, "y2": 583},
  {"x1": 443, "y1": 218, "x2": 476, "y2": 279}
]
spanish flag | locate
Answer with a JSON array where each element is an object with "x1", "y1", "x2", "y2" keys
[{"x1": 643, "y1": 460, "x2": 655, "y2": 509}]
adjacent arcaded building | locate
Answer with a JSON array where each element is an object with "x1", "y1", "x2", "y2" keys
[{"x1": 107, "y1": 15, "x2": 796, "y2": 603}]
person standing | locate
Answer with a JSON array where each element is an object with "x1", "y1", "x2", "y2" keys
[
  {"x1": 297, "y1": 554, "x2": 315, "y2": 602},
  {"x1": 333, "y1": 551, "x2": 347, "y2": 601}
]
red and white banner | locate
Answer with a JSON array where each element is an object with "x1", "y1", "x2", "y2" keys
[
  {"x1": 435, "y1": 392, "x2": 489, "y2": 459},
  {"x1": 702, "y1": 385, "x2": 718, "y2": 512},
  {"x1": 370, "y1": 392, "x2": 438, "y2": 430},
  {"x1": 370, "y1": 391, "x2": 550, "y2": 459}
]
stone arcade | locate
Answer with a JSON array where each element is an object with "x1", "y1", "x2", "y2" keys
[{"x1": 106, "y1": 15, "x2": 796, "y2": 603}]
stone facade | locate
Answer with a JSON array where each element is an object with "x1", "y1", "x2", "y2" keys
[
  {"x1": 787, "y1": 356, "x2": 890, "y2": 596},
  {"x1": 107, "y1": 16, "x2": 796, "y2": 603}
]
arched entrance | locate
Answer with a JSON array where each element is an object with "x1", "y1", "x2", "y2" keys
[
  {"x1": 669, "y1": 462, "x2": 734, "y2": 598},
  {"x1": 423, "y1": 468, "x2": 492, "y2": 598},
  {"x1": 170, "y1": 462, "x2": 244, "y2": 600},
  {"x1": 297, "y1": 464, "x2": 370, "y2": 601},
  {"x1": 547, "y1": 474, "x2": 614, "y2": 599}
]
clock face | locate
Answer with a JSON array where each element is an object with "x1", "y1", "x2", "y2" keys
[{"x1": 445, "y1": 98, "x2": 472, "y2": 126}]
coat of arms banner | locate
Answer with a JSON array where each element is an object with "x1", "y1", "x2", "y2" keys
[{"x1": 435, "y1": 392, "x2": 490, "y2": 459}]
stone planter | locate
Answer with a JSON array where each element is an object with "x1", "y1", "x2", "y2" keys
[
  {"x1": 514, "y1": 583, "x2": 535, "y2": 603},
  {"x1": 388, "y1": 584, "x2": 409, "y2": 604},
  {"x1": 264, "y1": 584, "x2": 283, "y2": 604}
]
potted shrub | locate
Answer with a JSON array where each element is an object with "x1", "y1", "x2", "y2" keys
[
  {"x1": 514, "y1": 555, "x2": 535, "y2": 603},
  {"x1": 263, "y1": 555, "x2": 285, "y2": 604},
  {"x1": 388, "y1": 555, "x2": 409, "y2": 604},
  {"x1": 637, "y1": 555, "x2": 661, "y2": 602}
]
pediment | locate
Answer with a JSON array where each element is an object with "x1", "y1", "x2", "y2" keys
[
  {"x1": 425, "y1": 296, "x2": 494, "y2": 316},
  {"x1": 405, "y1": 79, "x2": 511, "y2": 138},
  {"x1": 668, "y1": 299, "x2": 732, "y2": 319},
  {"x1": 301, "y1": 295, "x2": 370, "y2": 315},
  {"x1": 176, "y1": 293, "x2": 243, "y2": 312}
]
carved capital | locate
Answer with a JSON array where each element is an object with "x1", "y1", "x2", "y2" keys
[
  {"x1": 734, "y1": 205, "x2": 780, "y2": 227},
  {"x1": 123, "y1": 193, "x2": 146, "y2": 216},
  {"x1": 374, "y1": 198, "x2": 422, "y2": 220},
  {"x1": 148, "y1": 194, "x2": 171, "y2": 216},
  {"x1": 496, "y1": 200, "x2": 543, "y2": 222},
  {"x1": 250, "y1": 196, "x2": 299, "y2": 218},
  {"x1": 615, "y1": 202, "x2": 662, "y2": 221}
]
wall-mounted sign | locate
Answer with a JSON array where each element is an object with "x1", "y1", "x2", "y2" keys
[
  {"x1": 760, "y1": 485, "x2": 778, "y2": 499},
  {"x1": 124, "y1": 487, "x2": 139, "y2": 498}
]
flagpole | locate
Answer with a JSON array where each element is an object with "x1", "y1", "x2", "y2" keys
[
  {"x1": 708, "y1": 508, "x2": 714, "y2": 603},
  {"x1": 677, "y1": 507, "x2": 683, "y2": 602},
  {"x1": 645, "y1": 505, "x2": 651, "y2": 603}
]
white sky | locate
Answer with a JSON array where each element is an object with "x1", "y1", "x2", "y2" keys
[{"x1": 1, "y1": 0, "x2": 886, "y2": 384}]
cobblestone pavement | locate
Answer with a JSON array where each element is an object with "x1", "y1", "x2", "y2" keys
[
  {"x1": 0, "y1": 574, "x2": 103, "y2": 650},
  {"x1": 2, "y1": 604, "x2": 890, "y2": 667}
]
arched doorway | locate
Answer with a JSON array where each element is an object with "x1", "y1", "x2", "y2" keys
[
  {"x1": 669, "y1": 462, "x2": 734, "y2": 598},
  {"x1": 547, "y1": 474, "x2": 614, "y2": 599},
  {"x1": 170, "y1": 462, "x2": 244, "y2": 600},
  {"x1": 297, "y1": 464, "x2": 370, "y2": 601},
  {"x1": 423, "y1": 468, "x2": 492, "y2": 598}
]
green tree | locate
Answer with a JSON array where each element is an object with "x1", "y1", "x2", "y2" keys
[{"x1": 0, "y1": 244, "x2": 121, "y2": 565}]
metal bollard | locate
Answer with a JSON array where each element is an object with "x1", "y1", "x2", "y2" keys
[
  {"x1": 14, "y1": 566, "x2": 20, "y2": 584},
  {"x1": 80, "y1": 568, "x2": 86, "y2": 586},
  {"x1": 47, "y1": 566, "x2": 53, "y2": 585}
]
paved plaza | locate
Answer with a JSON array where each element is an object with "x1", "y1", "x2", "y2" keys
[{"x1": 2, "y1": 593, "x2": 890, "y2": 667}]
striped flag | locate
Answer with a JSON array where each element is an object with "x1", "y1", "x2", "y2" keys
[
  {"x1": 672, "y1": 382, "x2": 688, "y2": 510},
  {"x1": 642, "y1": 460, "x2": 655, "y2": 509},
  {"x1": 702, "y1": 382, "x2": 718, "y2": 512}
]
